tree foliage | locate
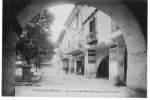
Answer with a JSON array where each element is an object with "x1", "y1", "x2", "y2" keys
[{"x1": 16, "y1": 10, "x2": 55, "y2": 65}]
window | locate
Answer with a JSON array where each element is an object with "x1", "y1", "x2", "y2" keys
[
  {"x1": 88, "y1": 50, "x2": 95, "y2": 63},
  {"x1": 89, "y1": 17, "x2": 95, "y2": 33}
]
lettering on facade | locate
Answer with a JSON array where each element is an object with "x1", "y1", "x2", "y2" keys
[
  {"x1": 109, "y1": 45, "x2": 117, "y2": 61},
  {"x1": 88, "y1": 50, "x2": 95, "y2": 63}
]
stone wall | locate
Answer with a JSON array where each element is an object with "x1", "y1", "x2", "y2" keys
[
  {"x1": 84, "y1": 51, "x2": 96, "y2": 78},
  {"x1": 117, "y1": 42, "x2": 126, "y2": 85},
  {"x1": 2, "y1": 29, "x2": 19, "y2": 96}
]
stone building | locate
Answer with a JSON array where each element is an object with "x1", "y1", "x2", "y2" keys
[
  {"x1": 57, "y1": 5, "x2": 110, "y2": 78},
  {"x1": 57, "y1": 4, "x2": 144, "y2": 88},
  {"x1": 56, "y1": 29, "x2": 67, "y2": 71}
]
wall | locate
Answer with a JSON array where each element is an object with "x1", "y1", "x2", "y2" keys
[
  {"x1": 68, "y1": 12, "x2": 82, "y2": 47},
  {"x1": 53, "y1": 47, "x2": 63, "y2": 69},
  {"x1": 84, "y1": 52, "x2": 96, "y2": 78},
  {"x1": 84, "y1": 51, "x2": 88, "y2": 77},
  {"x1": 117, "y1": 43, "x2": 126, "y2": 85},
  {"x1": 109, "y1": 59, "x2": 118, "y2": 83},
  {"x1": 81, "y1": 5, "x2": 95, "y2": 23},
  {"x1": 2, "y1": 29, "x2": 19, "y2": 96},
  {"x1": 127, "y1": 49, "x2": 147, "y2": 90},
  {"x1": 109, "y1": 43, "x2": 127, "y2": 85},
  {"x1": 108, "y1": 33, "x2": 127, "y2": 86},
  {"x1": 87, "y1": 64, "x2": 96, "y2": 78},
  {"x1": 81, "y1": 5, "x2": 96, "y2": 49},
  {"x1": 64, "y1": 12, "x2": 82, "y2": 53},
  {"x1": 96, "y1": 11, "x2": 111, "y2": 43},
  {"x1": 81, "y1": 5, "x2": 111, "y2": 79},
  {"x1": 82, "y1": 6, "x2": 111, "y2": 48},
  {"x1": 69, "y1": 59, "x2": 74, "y2": 73}
]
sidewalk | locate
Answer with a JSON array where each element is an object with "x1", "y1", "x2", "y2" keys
[
  {"x1": 15, "y1": 68, "x2": 44, "y2": 86},
  {"x1": 15, "y1": 68, "x2": 146, "y2": 97}
]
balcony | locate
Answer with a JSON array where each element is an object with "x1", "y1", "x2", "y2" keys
[
  {"x1": 71, "y1": 40, "x2": 83, "y2": 51},
  {"x1": 65, "y1": 40, "x2": 84, "y2": 55},
  {"x1": 86, "y1": 31, "x2": 98, "y2": 45}
]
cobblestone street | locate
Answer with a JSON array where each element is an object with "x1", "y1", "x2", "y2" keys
[{"x1": 15, "y1": 67, "x2": 145, "y2": 97}]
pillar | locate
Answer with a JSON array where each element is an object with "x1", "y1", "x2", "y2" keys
[
  {"x1": 74, "y1": 59, "x2": 77, "y2": 74},
  {"x1": 117, "y1": 43, "x2": 126, "y2": 85},
  {"x1": 85, "y1": 50, "x2": 96, "y2": 79},
  {"x1": 2, "y1": 29, "x2": 19, "y2": 96}
]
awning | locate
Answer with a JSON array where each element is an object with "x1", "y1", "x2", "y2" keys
[{"x1": 65, "y1": 49, "x2": 83, "y2": 55}]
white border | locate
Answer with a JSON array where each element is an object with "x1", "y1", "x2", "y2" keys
[{"x1": 0, "y1": 0, "x2": 149, "y2": 100}]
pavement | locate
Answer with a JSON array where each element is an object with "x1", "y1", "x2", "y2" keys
[
  {"x1": 15, "y1": 68, "x2": 44, "y2": 86},
  {"x1": 15, "y1": 67, "x2": 146, "y2": 97}
]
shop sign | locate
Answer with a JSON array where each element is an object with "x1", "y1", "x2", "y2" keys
[{"x1": 88, "y1": 50, "x2": 95, "y2": 63}]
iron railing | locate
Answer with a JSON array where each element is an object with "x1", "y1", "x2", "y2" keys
[{"x1": 86, "y1": 31, "x2": 98, "y2": 44}]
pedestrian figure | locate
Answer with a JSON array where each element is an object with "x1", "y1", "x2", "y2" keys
[{"x1": 79, "y1": 67, "x2": 82, "y2": 74}]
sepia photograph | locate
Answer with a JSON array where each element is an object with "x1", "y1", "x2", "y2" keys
[{"x1": 2, "y1": 0, "x2": 147, "y2": 98}]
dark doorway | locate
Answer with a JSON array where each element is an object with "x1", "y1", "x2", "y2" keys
[
  {"x1": 96, "y1": 56, "x2": 109, "y2": 78},
  {"x1": 76, "y1": 61, "x2": 84, "y2": 75},
  {"x1": 124, "y1": 48, "x2": 128, "y2": 86}
]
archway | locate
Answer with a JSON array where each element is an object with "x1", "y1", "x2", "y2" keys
[
  {"x1": 16, "y1": 1, "x2": 147, "y2": 91},
  {"x1": 96, "y1": 56, "x2": 109, "y2": 78},
  {"x1": 3, "y1": 0, "x2": 147, "y2": 96}
]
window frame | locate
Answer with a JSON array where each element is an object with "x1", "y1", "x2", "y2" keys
[{"x1": 89, "y1": 17, "x2": 96, "y2": 33}]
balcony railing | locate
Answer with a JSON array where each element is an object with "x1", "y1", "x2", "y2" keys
[
  {"x1": 86, "y1": 31, "x2": 98, "y2": 44},
  {"x1": 62, "y1": 31, "x2": 84, "y2": 55},
  {"x1": 70, "y1": 40, "x2": 83, "y2": 51},
  {"x1": 62, "y1": 40, "x2": 83, "y2": 55}
]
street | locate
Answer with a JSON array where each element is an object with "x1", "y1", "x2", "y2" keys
[{"x1": 15, "y1": 67, "x2": 145, "y2": 97}]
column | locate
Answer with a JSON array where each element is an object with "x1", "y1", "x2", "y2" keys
[{"x1": 2, "y1": 29, "x2": 19, "y2": 96}]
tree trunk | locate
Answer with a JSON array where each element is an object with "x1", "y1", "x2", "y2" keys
[
  {"x1": 36, "y1": 61, "x2": 38, "y2": 72},
  {"x1": 26, "y1": 57, "x2": 31, "y2": 65}
]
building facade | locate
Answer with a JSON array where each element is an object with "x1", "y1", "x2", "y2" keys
[{"x1": 57, "y1": 5, "x2": 134, "y2": 86}]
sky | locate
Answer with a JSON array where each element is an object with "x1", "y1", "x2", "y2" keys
[{"x1": 48, "y1": 4, "x2": 74, "y2": 42}]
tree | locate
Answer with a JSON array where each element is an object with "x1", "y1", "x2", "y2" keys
[{"x1": 16, "y1": 10, "x2": 55, "y2": 70}]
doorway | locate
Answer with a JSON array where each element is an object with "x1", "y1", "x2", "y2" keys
[
  {"x1": 123, "y1": 48, "x2": 127, "y2": 86},
  {"x1": 76, "y1": 61, "x2": 84, "y2": 75}
]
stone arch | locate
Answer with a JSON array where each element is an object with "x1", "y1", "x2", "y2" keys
[
  {"x1": 15, "y1": 0, "x2": 147, "y2": 91},
  {"x1": 3, "y1": 0, "x2": 147, "y2": 96},
  {"x1": 96, "y1": 55, "x2": 109, "y2": 78}
]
